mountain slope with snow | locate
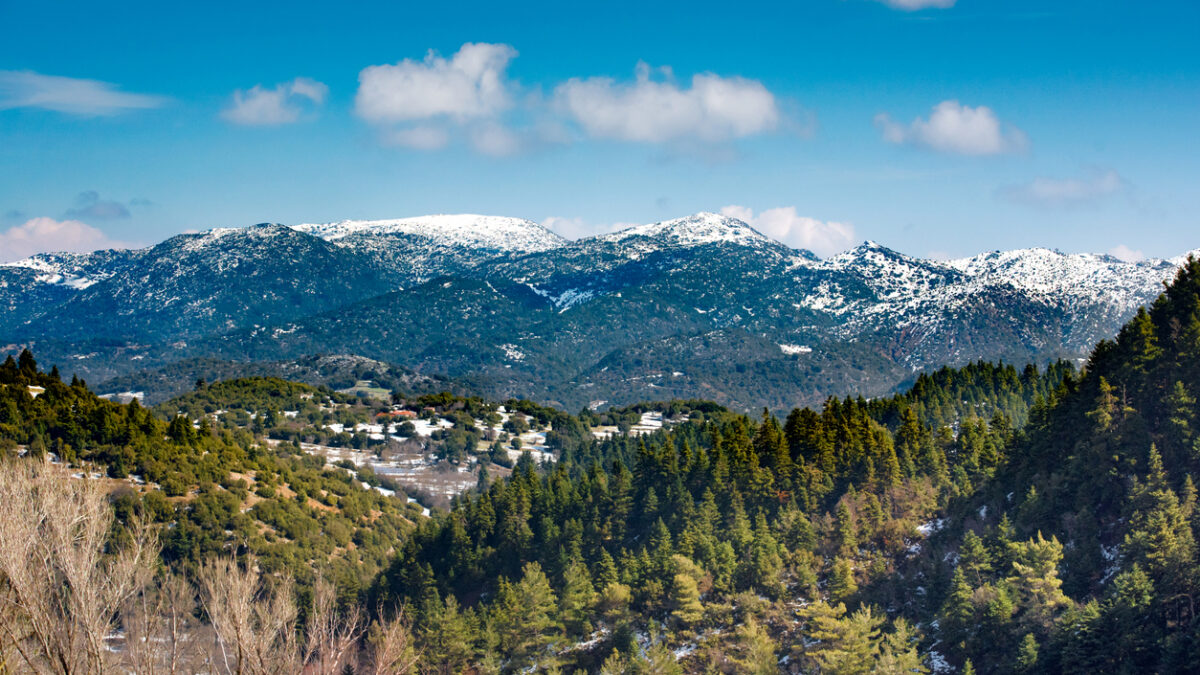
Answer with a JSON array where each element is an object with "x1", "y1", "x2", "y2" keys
[{"x1": 1, "y1": 212, "x2": 1194, "y2": 411}]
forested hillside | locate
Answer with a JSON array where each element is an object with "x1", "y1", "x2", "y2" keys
[{"x1": 0, "y1": 256, "x2": 1197, "y2": 673}]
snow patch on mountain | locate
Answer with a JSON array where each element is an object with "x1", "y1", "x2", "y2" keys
[
  {"x1": 293, "y1": 214, "x2": 565, "y2": 253},
  {"x1": 795, "y1": 241, "x2": 1188, "y2": 328},
  {"x1": 945, "y1": 247, "x2": 1178, "y2": 314},
  {"x1": 596, "y1": 212, "x2": 770, "y2": 249}
]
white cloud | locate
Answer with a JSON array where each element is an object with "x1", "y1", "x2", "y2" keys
[
  {"x1": 540, "y1": 216, "x2": 640, "y2": 240},
  {"x1": 719, "y1": 205, "x2": 855, "y2": 257},
  {"x1": 385, "y1": 126, "x2": 451, "y2": 150},
  {"x1": 875, "y1": 100, "x2": 1028, "y2": 156},
  {"x1": 356, "y1": 43, "x2": 517, "y2": 123},
  {"x1": 1109, "y1": 244, "x2": 1145, "y2": 263},
  {"x1": 1000, "y1": 169, "x2": 1126, "y2": 209},
  {"x1": 469, "y1": 123, "x2": 523, "y2": 157},
  {"x1": 355, "y1": 46, "x2": 781, "y2": 154},
  {"x1": 0, "y1": 217, "x2": 127, "y2": 262},
  {"x1": 288, "y1": 77, "x2": 328, "y2": 104},
  {"x1": 876, "y1": 0, "x2": 956, "y2": 10},
  {"x1": 0, "y1": 70, "x2": 165, "y2": 116},
  {"x1": 540, "y1": 216, "x2": 591, "y2": 239},
  {"x1": 222, "y1": 77, "x2": 328, "y2": 126},
  {"x1": 554, "y1": 62, "x2": 780, "y2": 143}
]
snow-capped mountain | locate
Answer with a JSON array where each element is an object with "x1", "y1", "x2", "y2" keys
[
  {"x1": 13, "y1": 224, "x2": 405, "y2": 340},
  {"x1": 594, "y1": 211, "x2": 778, "y2": 251},
  {"x1": 945, "y1": 247, "x2": 1178, "y2": 313},
  {"x1": 293, "y1": 214, "x2": 564, "y2": 253},
  {"x1": 489, "y1": 212, "x2": 799, "y2": 311},
  {"x1": 293, "y1": 214, "x2": 566, "y2": 285},
  {"x1": 2, "y1": 212, "x2": 1194, "y2": 412}
]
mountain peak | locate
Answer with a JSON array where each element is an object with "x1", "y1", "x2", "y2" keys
[
  {"x1": 826, "y1": 239, "x2": 917, "y2": 267},
  {"x1": 292, "y1": 214, "x2": 565, "y2": 254},
  {"x1": 598, "y1": 212, "x2": 770, "y2": 248}
]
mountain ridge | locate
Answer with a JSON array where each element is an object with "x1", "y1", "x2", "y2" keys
[{"x1": 3, "y1": 212, "x2": 1195, "y2": 412}]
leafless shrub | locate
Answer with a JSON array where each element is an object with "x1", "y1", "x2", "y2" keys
[
  {"x1": 0, "y1": 458, "x2": 156, "y2": 674},
  {"x1": 304, "y1": 574, "x2": 364, "y2": 674},
  {"x1": 366, "y1": 608, "x2": 418, "y2": 675},
  {"x1": 198, "y1": 557, "x2": 300, "y2": 675},
  {"x1": 121, "y1": 573, "x2": 205, "y2": 675}
]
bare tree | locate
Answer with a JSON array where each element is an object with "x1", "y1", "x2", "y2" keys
[
  {"x1": 121, "y1": 573, "x2": 205, "y2": 675},
  {"x1": 0, "y1": 458, "x2": 156, "y2": 674},
  {"x1": 367, "y1": 608, "x2": 418, "y2": 675},
  {"x1": 303, "y1": 574, "x2": 364, "y2": 675},
  {"x1": 198, "y1": 557, "x2": 301, "y2": 675}
]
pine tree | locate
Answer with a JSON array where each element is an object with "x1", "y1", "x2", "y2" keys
[
  {"x1": 594, "y1": 549, "x2": 619, "y2": 590},
  {"x1": 492, "y1": 563, "x2": 559, "y2": 664},
  {"x1": 669, "y1": 572, "x2": 704, "y2": 628},
  {"x1": 731, "y1": 617, "x2": 778, "y2": 675},
  {"x1": 559, "y1": 558, "x2": 597, "y2": 637},
  {"x1": 1006, "y1": 533, "x2": 1070, "y2": 631},
  {"x1": 835, "y1": 500, "x2": 858, "y2": 556},
  {"x1": 959, "y1": 530, "x2": 993, "y2": 586},
  {"x1": 17, "y1": 349, "x2": 36, "y2": 375},
  {"x1": 874, "y1": 618, "x2": 926, "y2": 675},
  {"x1": 830, "y1": 557, "x2": 857, "y2": 604},
  {"x1": 1016, "y1": 633, "x2": 1039, "y2": 672},
  {"x1": 940, "y1": 566, "x2": 975, "y2": 641},
  {"x1": 421, "y1": 595, "x2": 473, "y2": 673}
]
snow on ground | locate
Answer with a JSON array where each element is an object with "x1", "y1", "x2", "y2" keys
[
  {"x1": 928, "y1": 649, "x2": 951, "y2": 673},
  {"x1": 916, "y1": 518, "x2": 948, "y2": 537},
  {"x1": 779, "y1": 343, "x2": 813, "y2": 355}
]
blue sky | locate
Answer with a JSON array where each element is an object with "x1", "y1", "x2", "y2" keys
[{"x1": 1, "y1": 0, "x2": 1197, "y2": 262}]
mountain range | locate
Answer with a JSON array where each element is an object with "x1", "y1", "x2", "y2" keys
[{"x1": 2, "y1": 212, "x2": 1193, "y2": 410}]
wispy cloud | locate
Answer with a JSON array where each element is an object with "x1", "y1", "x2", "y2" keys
[
  {"x1": 875, "y1": 100, "x2": 1028, "y2": 156},
  {"x1": 63, "y1": 191, "x2": 131, "y2": 220},
  {"x1": 875, "y1": 0, "x2": 956, "y2": 10},
  {"x1": 720, "y1": 205, "x2": 855, "y2": 257},
  {"x1": 0, "y1": 217, "x2": 129, "y2": 262},
  {"x1": 222, "y1": 77, "x2": 328, "y2": 126},
  {"x1": 554, "y1": 62, "x2": 781, "y2": 144},
  {"x1": 999, "y1": 169, "x2": 1127, "y2": 209},
  {"x1": 0, "y1": 70, "x2": 166, "y2": 116}
]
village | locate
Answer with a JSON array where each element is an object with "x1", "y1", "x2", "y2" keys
[{"x1": 246, "y1": 380, "x2": 691, "y2": 511}]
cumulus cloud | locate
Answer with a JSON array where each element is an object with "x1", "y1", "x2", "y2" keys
[
  {"x1": 720, "y1": 205, "x2": 855, "y2": 257},
  {"x1": 356, "y1": 43, "x2": 517, "y2": 123},
  {"x1": 1109, "y1": 244, "x2": 1145, "y2": 263},
  {"x1": 356, "y1": 43, "x2": 534, "y2": 153},
  {"x1": 875, "y1": 100, "x2": 1028, "y2": 156},
  {"x1": 222, "y1": 77, "x2": 328, "y2": 126},
  {"x1": 356, "y1": 45, "x2": 783, "y2": 154},
  {"x1": 0, "y1": 70, "x2": 166, "y2": 116},
  {"x1": 875, "y1": 0, "x2": 956, "y2": 10},
  {"x1": 554, "y1": 62, "x2": 780, "y2": 144},
  {"x1": 63, "y1": 191, "x2": 131, "y2": 220},
  {"x1": 0, "y1": 217, "x2": 127, "y2": 262},
  {"x1": 999, "y1": 169, "x2": 1127, "y2": 209}
]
